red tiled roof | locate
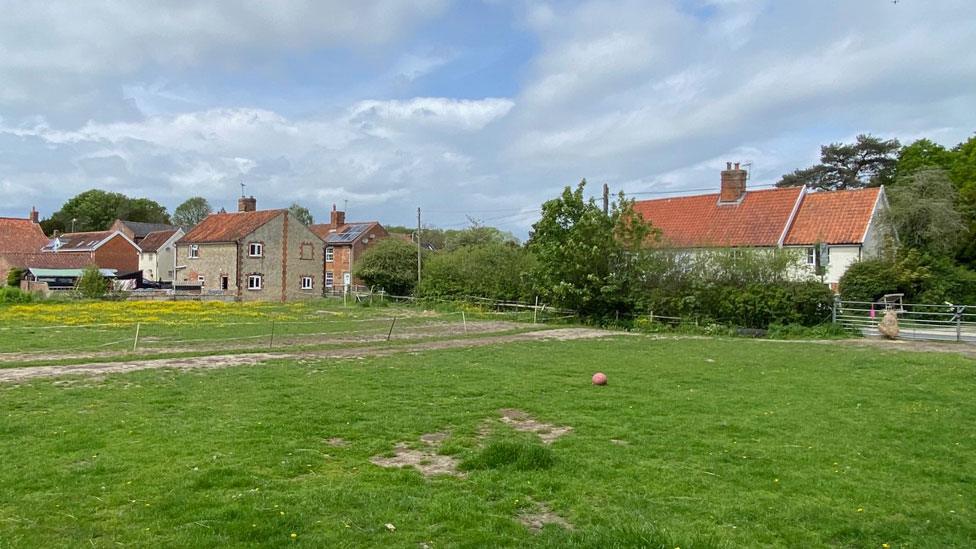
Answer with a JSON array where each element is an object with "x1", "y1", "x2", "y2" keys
[
  {"x1": 783, "y1": 188, "x2": 881, "y2": 245},
  {"x1": 0, "y1": 217, "x2": 48, "y2": 253},
  {"x1": 633, "y1": 187, "x2": 804, "y2": 248},
  {"x1": 41, "y1": 231, "x2": 116, "y2": 252},
  {"x1": 179, "y1": 210, "x2": 283, "y2": 244},
  {"x1": 139, "y1": 229, "x2": 179, "y2": 252}
]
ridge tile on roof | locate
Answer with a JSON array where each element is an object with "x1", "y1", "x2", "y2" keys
[{"x1": 179, "y1": 210, "x2": 283, "y2": 244}]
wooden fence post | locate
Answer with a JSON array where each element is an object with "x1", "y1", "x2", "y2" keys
[
  {"x1": 132, "y1": 322, "x2": 141, "y2": 352},
  {"x1": 387, "y1": 317, "x2": 397, "y2": 341}
]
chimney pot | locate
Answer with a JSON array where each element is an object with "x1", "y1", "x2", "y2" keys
[
  {"x1": 238, "y1": 196, "x2": 257, "y2": 212},
  {"x1": 29, "y1": 207, "x2": 39, "y2": 224},
  {"x1": 719, "y1": 163, "x2": 748, "y2": 203},
  {"x1": 726, "y1": 161, "x2": 732, "y2": 170},
  {"x1": 330, "y1": 207, "x2": 345, "y2": 228}
]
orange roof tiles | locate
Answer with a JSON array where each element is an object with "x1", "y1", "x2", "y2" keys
[
  {"x1": 783, "y1": 188, "x2": 881, "y2": 245},
  {"x1": 633, "y1": 188, "x2": 804, "y2": 248},
  {"x1": 179, "y1": 210, "x2": 283, "y2": 244},
  {"x1": 139, "y1": 229, "x2": 180, "y2": 252},
  {"x1": 0, "y1": 217, "x2": 48, "y2": 253}
]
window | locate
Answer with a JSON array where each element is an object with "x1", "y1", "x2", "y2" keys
[
  {"x1": 822, "y1": 246, "x2": 830, "y2": 265},
  {"x1": 248, "y1": 242, "x2": 263, "y2": 257},
  {"x1": 247, "y1": 275, "x2": 263, "y2": 290},
  {"x1": 220, "y1": 276, "x2": 229, "y2": 290},
  {"x1": 189, "y1": 244, "x2": 199, "y2": 258},
  {"x1": 325, "y1": 271, "x2": 334, "y2": 288},
  {"x1": 325, "y1": 246, "x2": 334, "y2": 262},
  {"x1": 198, "y1": 274, "x2": 205, "y2": 287},
  {"x1": 301, "y1": 276, "x2": 313, "y2": 290},
  {"x1": 806, "y1": 247, "x2": 816, "y2": 265}
]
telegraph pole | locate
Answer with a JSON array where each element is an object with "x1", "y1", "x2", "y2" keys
[
  {"x1": 602, "y1": 183, "x2": 609, "y2": 215},
  {"x1": 416, "y1": 207, "x2": 422, "y2": 284}
]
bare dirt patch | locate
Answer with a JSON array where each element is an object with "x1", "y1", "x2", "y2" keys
[
  {"x1": 498, "y1": 409, "x2": 573, "y2": 444},
  {"x1": 370, "y1": 432, "x2": 462, "y2": 478},
  {"x1": 518, "y1": 501, "x2": 574, "y2": 533},
  {"x1": 324, "y1": 437, "x2": 347, "y2": 447}
]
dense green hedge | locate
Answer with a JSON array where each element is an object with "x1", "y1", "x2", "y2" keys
[
  {"x1": 417, "y1": 243, "x2": 536, "y2": 302},
  {"x1": 839, "y1": 252, "x2": 976, "y2": 304},
  {"x1": 639, "y1": 280, "x2": 835, "y2": 329}
]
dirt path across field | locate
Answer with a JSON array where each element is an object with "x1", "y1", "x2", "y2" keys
[
  {"x1": 0, "y1": 328, "x2": 621, "y2": 384},
  {"x1": 0, "y1": 320, "x2": 522, "y2": 364}
]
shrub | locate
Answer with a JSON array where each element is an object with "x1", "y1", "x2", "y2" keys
[
  {"x1": 417, "y1": 243, "x2": 537, "y2": 302},
  {"x1": 75, "y1": 265, "x2": 109, "y2": 299},
  {"x1": 353, "y1": 238, "x2": 423, "y2": 296},
  {"x1": 6, "y1": 267, "x2": 26, "y2": 288},
  {"x1": 838, "y1": 259, "x2": 901, "y2": 302},
  {"x1": 0, "y1": 287, "x2": 34, "y2": 304}
]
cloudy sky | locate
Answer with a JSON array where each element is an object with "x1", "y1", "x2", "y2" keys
[{"x1": 1, "y1": 0, "x2": 974, "y2": 235}]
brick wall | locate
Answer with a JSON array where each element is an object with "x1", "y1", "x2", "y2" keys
[{"x1": 92, "y1": 234, "x2": 140, "y2": 273}]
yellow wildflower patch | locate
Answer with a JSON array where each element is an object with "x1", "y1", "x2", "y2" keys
[{"x1": 0, "y1": 300, "x2": 308, "y2": 326}]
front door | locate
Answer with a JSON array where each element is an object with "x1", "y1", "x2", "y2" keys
[{"x1": 220, "y1": 276, "x2": 229, "y2": 290}]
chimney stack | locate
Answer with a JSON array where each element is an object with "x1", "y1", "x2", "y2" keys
[
  {"x1": 29, "y1": 207, "x2": 39, "y2": 224},
  {"x1": 238, "y1": 196, "x2": 257, "y2": 212},
  {"x1": 330, "y1": 203, "x2": 345, "y2": 227},
  {"x1": 719, "y1": 161, "x2": 748, "y2": 203}
]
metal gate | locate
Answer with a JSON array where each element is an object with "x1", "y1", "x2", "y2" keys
[{"x1": 834, "y1": 300, "x2": 976, "y2": 343}]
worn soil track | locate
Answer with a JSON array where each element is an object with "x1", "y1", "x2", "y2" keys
[{"x1": 0, "y1": 328, "x2": 619, "y2": 383}]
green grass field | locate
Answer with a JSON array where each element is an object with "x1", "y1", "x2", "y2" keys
[
  {"x1": 0, "y1": 299, "x2": 553, "y2": 361},
  {"x1": 1, "y1": 330, "x2": 974, "y2": 547}
]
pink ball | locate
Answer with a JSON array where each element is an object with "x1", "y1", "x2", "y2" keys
[{"x1": 592, "y1": 372, "x2": 608, "y2": 386}]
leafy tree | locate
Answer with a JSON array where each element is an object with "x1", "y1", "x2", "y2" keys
[
  {"x1": 288, "y1": 203, "x2": 314, "y2": 226},
  {"x1": 44, "y1": 190, "x2": 170, "y2": 233},
  {"x1": 882, "y1": 169, "x2": 964, "y2": 257},
  {"x1": 894, "y1": 138, "x2": 953, "y2": 180},
  {"x1": 353, "y1": 238, "x2": 423, "y2": 296},
  {"x1": 75, "y1": 265, "x2": 109, "y2": 299},
  {"x1": 172, "y1": 197, "x2": 213, "y2": 226},
  {"x1": 443, "y1": 221, "x2": 518, "y2": 251},
  {"x1": 528, "y1": 179, "x2": 655, "y2": 318},
  {"x1": 777, "y1": 134, "x2": 900, "y2": 190}
]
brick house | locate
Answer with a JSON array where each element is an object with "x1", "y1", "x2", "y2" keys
[
  {"x1": 138, "y1": 228, "x2": 185, "y2": 283},
  {"x1": 632, "y1": 162, "x2": 888, "y2": 289},
  {"x1": 0, "y1": 208, "x2": 51, "y2": 283},
  {"x1": 38, "y1": 230, "x2": 142, "y2": 274},
  {"x1": 175, "y1": 197, "x2": 325, "y2": 301},
  {"x1": 110, "y1": 220, "x2": 182, "y2": 247},
  {"x1": 310, "y1": 206, "x2": 389, "y2": 292}
]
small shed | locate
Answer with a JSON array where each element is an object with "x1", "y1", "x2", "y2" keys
[{"x1": 26, "y1": 268, "x2": 117, "y2": 289}]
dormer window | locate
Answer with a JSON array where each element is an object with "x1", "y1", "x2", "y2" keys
[{"x1": 249, "y1": 242, "x2": 263, "y2": 257}]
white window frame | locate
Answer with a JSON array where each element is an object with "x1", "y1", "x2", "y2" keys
[
  {"x1": 325, "y1": 246, "x2": 334, "y2": 262},
  {"x1": 301, "y1": 276, "x2": 313, "y2": 290},
  {"x1": 325, "y1": 271, "x2": 334, "y2": 288},
  {"x1": 248, "y1": 242, "x2": 263, "y2": 257},
  {"x1": 189, "y1": 244, "x2": 199, "y2": 259},
  {"x1": 247, "y1": 275, "x2": 263, "y2": 290},
  {"x1": 806, "y1": 247, "x2": 816, "y2": 266},
  {"x1": 198, "y1": 274, "x2": 205, "y2": 287}
]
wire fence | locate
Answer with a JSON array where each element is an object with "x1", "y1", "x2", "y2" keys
[
  {"x1": 0, "y1": 296, "x2": 577, "y2": 357},
  {"x1": 834, "y1": 300, "x2": 976, "y2": 343}
]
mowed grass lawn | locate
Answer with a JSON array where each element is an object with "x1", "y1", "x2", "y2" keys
[{"x1": 1, "y1": 336, "x2": 974, "y2": 547}]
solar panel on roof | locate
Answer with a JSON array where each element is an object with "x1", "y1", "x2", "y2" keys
[{"x1": 326, "y1": 224, "x2": 370, "y2": 243}]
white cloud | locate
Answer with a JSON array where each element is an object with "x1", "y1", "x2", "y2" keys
[{"x1": 2, "y1": 0, "x2": 976, "y2": 236}]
